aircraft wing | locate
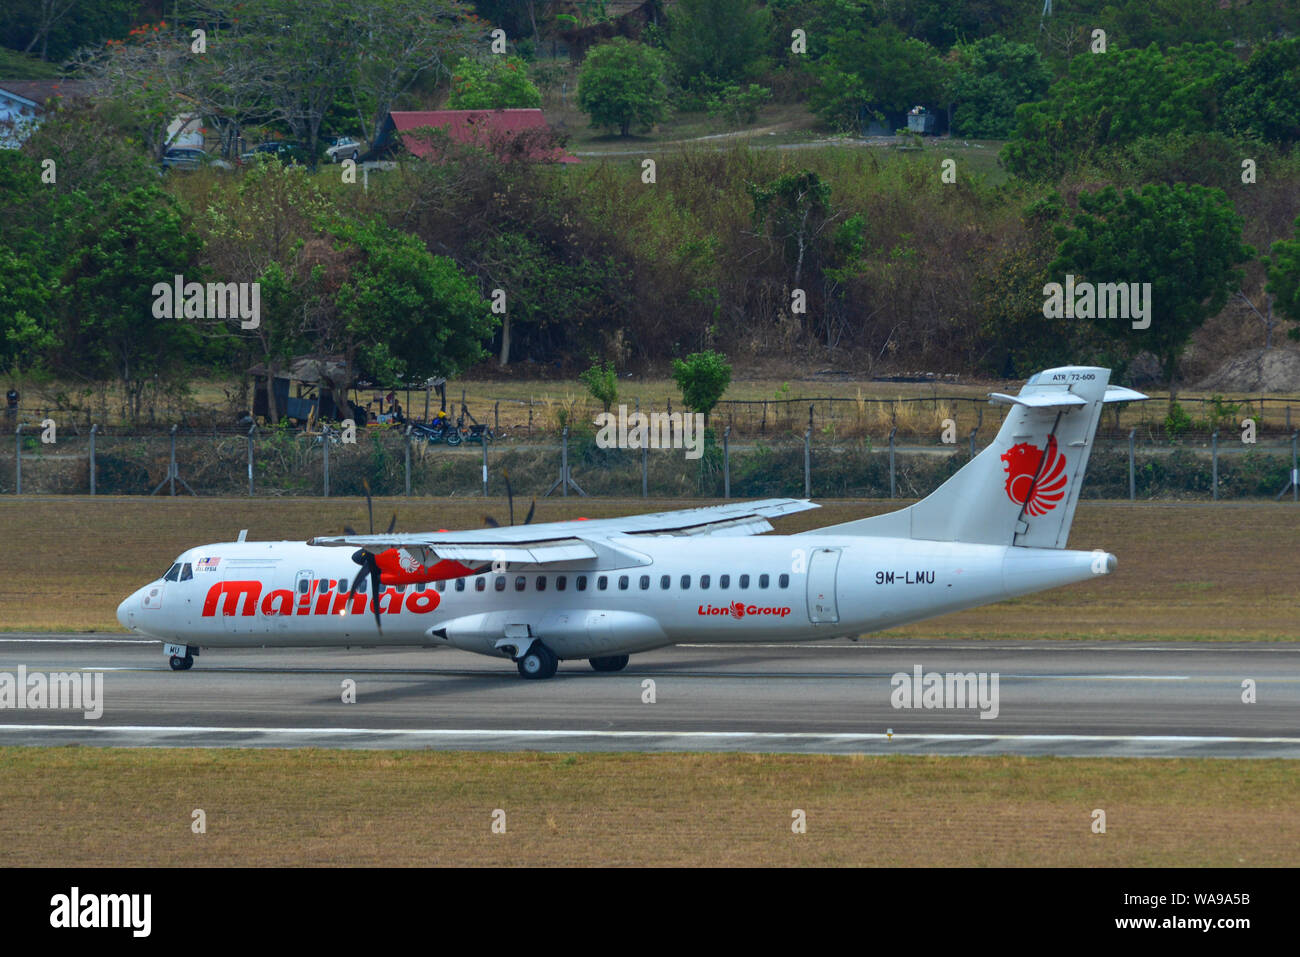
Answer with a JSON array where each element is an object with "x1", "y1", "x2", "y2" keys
[{"x1": 307, "y1": 498, "x2": 819, "y2": 564}]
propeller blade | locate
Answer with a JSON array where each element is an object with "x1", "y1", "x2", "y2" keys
[
  {"x1": 523, "y1": 499, "x2": 536, "y2": 525},
  {"x1": 385, "y1": 512, "x2": 397, "y2": 534},
  {"x1": 363, "y1": 479, "x2": 374, "y2": 534},
  {"x1": 344, "y1": 525, "x2": 357, "y2": 536},
  {"x1": 483, "y1": 515, "x2": 500, "y2": 528},
  {"x1": 504, "y1": 469, "x2": 514, "y2": 526},
  {"x1": 368, "y1": 558, "x2": 383, "y2": 633}
]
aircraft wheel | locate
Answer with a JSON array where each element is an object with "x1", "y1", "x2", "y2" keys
[
  {"x1": 516, "y1": 643, "x2": 558, "y2": 680},
  {"x1": 169, "y1": 654, "x2": 194, "y2": 671},
  {"x1": 589, "y1": 654, "x2": 629, "y2": 672}
]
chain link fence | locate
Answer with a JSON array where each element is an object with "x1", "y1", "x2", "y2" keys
[{"x1": 1, "y1": 420, "x2": 1297, "y2": 501}]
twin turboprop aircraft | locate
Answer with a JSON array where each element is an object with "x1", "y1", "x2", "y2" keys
[{"x1": 117, "y1": 366, "x2": 1146, "y2": 679}]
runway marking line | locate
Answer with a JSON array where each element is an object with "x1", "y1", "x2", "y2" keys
[{"x1": 3, "y1": 724, "x2": 1300, "y2": 746}]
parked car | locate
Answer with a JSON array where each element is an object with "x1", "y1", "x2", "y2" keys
[
  {"x1": 325, "y1": 136, "x2": 363, "y2": 164},
  {"x1": 239, "y1": 141, "x2": 312, "y2": 166},
  {"x1": 160, "y1": 147, "x2": 232, "y2": 171}
]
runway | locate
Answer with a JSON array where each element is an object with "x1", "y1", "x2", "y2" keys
[{"x1": 1, "y1": 635, "x2": 1297, "y2": 757}]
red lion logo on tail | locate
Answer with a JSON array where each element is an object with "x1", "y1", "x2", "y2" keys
[{"x1": 1001, "y1": 434, "x2": 1067, "y2": 515}]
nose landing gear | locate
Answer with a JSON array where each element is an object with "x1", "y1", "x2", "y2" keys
[{"x1": 165, "y1": 643, "x2": 197, "y2": 671}]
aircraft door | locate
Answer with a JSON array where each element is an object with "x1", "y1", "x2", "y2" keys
[{"x1": 806, "y1": 547, "x2": 841, "y2": 623}]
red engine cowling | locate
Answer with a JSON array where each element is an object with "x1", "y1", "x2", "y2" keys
[{"x1": 375, "y1": 548, "x2": 477, "y2": 585}]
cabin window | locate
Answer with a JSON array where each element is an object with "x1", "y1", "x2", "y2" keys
[
  {"x1": 455, "y1": 578, "x2": 465, "y2": 592},
  {"x1": 597, "y1": 576, "x2": 608, "y2": 591},
  {"x1": 680, "y1": 575, "x2": 690, "y2": 589},
  {"x1": 396, "y1": 583, "x2": 407, "y2": 593},
  {"x1": 163, "y1": 564, "x2": 180, "y2": 582},
  {"x1": 536, "y1": 576, "x2": 546, "y2": 591},
  {"x1": 180, "y1": 563, "x2": 194, "y2": 581},
  {"x1": 357, "y1": 577, "x2": 367, "y2": 594},
  {"x1": 639, "y1": 575, "x2": 650, "y2": 590},
  {"x1": 577, "y1": 576, "x2": 588, "y2": 591},
  {"x1": 739, "y1": 574, "x2": 750, "y2": 589},
  {"x1": 296, "y1": 576, "x2": 309, "y2": 593},
  {"x1": 719, "y1": 574, "x2": 730, "y2": 588},
  {"x1": 474, "y1": 576, "x2": 485, "y2": 592},
  {"x1": 556, "y1": 576, "x2": 567, "y2": 591},
  {"x1": 618, "y1": 575, "x2": 629, "y2": 590},
  {"x1": 700, "y1": 574, "x2": 710, "y2": 589},
  {"x1": 515, "y1": 576, "x2": 526, "y2": 592},
  {"x1": 495, "y1": 576, "x2": 506, "y2": 592},
  {"x1": 660, "y1": 575, "x2": 671, "y2": 590},
  {"x1": 779, "y1": 573, "x2": 789, "y2": 588},
  {"x1": 759, "y1": 574, "x2": 769, "y2": 589}
]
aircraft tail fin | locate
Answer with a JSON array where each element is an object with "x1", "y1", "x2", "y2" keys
[{"x1": 818, "y1": 367, "x2": 1145, "y2": 548}]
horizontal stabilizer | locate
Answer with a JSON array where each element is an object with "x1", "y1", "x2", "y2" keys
[
  {"x1": 1102, "y1": 385, "x2": 1149, "y2": 403},
  {"x1": 988, "y1": 392, "x2": 1087, "y2": 409}
]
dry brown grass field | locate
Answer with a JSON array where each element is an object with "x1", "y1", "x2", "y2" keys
[
  {"x1": 0, "y1": 497, "x2": 1295, "y2": 639},
  {"x1": 0, "y1": 749, "x2": 1294, "y2": 866}
]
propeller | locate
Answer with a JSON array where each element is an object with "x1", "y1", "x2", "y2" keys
[
  {"x1": 483, "y1": 469, "x2": 535, "y2": 528},
  {"x1": 339, "y1": 479, "x2": 395, "y2": 632}
]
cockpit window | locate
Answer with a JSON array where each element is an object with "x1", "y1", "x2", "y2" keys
[
  {"x1": 180, "y1": 563, "x2": 193, "y2": 581},
  {"x1": 163, "y1": 563, "x2": 181, "y2": 582}
]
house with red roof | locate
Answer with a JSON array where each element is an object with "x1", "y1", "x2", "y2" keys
[{"x1": 366, "y1": 108, "x2": 578, "y2": 164}]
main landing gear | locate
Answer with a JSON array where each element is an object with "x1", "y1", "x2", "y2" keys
[
  {"x1": 589, "y1": 654, "x2": 629, "y2": 673},
  {"x1": 516, "y1": 642, "x2": 559, "y2": 680}
]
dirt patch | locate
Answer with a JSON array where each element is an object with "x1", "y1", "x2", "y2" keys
[{"x1": 1195, "y1": 347, "x2": 1300, "y2": 393}]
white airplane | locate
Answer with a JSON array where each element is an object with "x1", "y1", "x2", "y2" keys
[{"x1": 117, "y1": 366, "x2": 1145, "y2": 679}]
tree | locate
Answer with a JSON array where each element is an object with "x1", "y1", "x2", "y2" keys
[
  {"x1": 666, "y1": 0, "x2": 771, "y2": 86},
  {"x1": 1265, "y1": 218, "x2": 1300, "y2": 343},
  {"x1": 672, "y1": 350, "x2": 732, "y2": 424},
  {"x1": 748, "y1": 168, "x2": 833, "y2": 289},
  {"x1": 807, "y1": 22, "x2": 950, "y2": 131},
  {"x1": 950, "y1": 35, "x2": 1050, "y2": 140},
  {"x1": 447, "y1": 56, "x2": 542, "y2": 109},
  {"x1": 579, "y1": 358, "x2": 618, "y2": 413},
  {"x1": 1002, "y1": 42, "x2": 1238, "y2": 180},
  {"x1": 1050, "y1": 184, "x2": 1252, "y2": 391},
  {"x1": 1219, "y1": 38, "x2": 1300, "y2": 146},
  {"x1": 312, "y1": 217, "x2": 496, "y2": 395},
  {"x1": 55, "y1": 186, "x2": 204, "y2": 423},
  {"x1": 577, "y1": 38, "x2": 670, "y2": 137}
]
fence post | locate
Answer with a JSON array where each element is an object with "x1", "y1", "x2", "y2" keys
[
  {"x1": 169, "y1": 424, "x2": 177, "y2": 496},
  {"x1": 969, "y1": 427, "x2": 977, "y2": 460},
  {"x1": 803, "y1": 428, "x2": 811, "y2": 498},
  {"x1": 247, "y1": 424, "x2": 256, "y2": 496},
  {"x1": 562, "y1": 425, "x2": 570, "y2": 498},
  {"x1": 14, "y1": 423, "x2": 22, "y2": 495},
  {"x1": 889, "y1": 426, "x2": 897, "y2": 499},
  {"x1": 323, "y1": 433, "x2": 330, "y2": 498},
  {"x1": 1128, "y1": 428, "x2": 1136, "y2": 501},
  {"x1": 405, "y1": 425, "x2": 412, "y2": 498},
  {"x1": 1292, "y1": 432, "x2": 1298, "y2": 503},
  {"x1": 89, "y1": 424, "x2": 97, "y2": 496},
  {"x1": 481, "y1": 431, "x2": 489, "y2": 497},
  {"x1": 641, "y1": 439, "x2": 648, "y2": 498},
  {"x1": 494, "y1": 401, "x2": 499, "y2": 435},
  {"x1": 1211, "y1": 429, "x2": 1219, "y2": 501},
  {"x1": 723, "y1": 426, "x2": 731, "y2": 499}
]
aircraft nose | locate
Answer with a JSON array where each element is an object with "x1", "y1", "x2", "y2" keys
[{"x1": 116, "y1": 592, "x2": 136, "y2": 631}]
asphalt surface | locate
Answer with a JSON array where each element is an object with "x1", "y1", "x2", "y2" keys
[{"x1": 1, "y1": 636, "x2": 1296, "y2": 758}]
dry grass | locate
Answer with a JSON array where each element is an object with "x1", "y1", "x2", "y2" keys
[
  {"x1": 0, "y1": 497, "x2": 1295, "y2": 639},
  {"x1": 0, "y1": 748, "x2": 1294, "y2": 866}
]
